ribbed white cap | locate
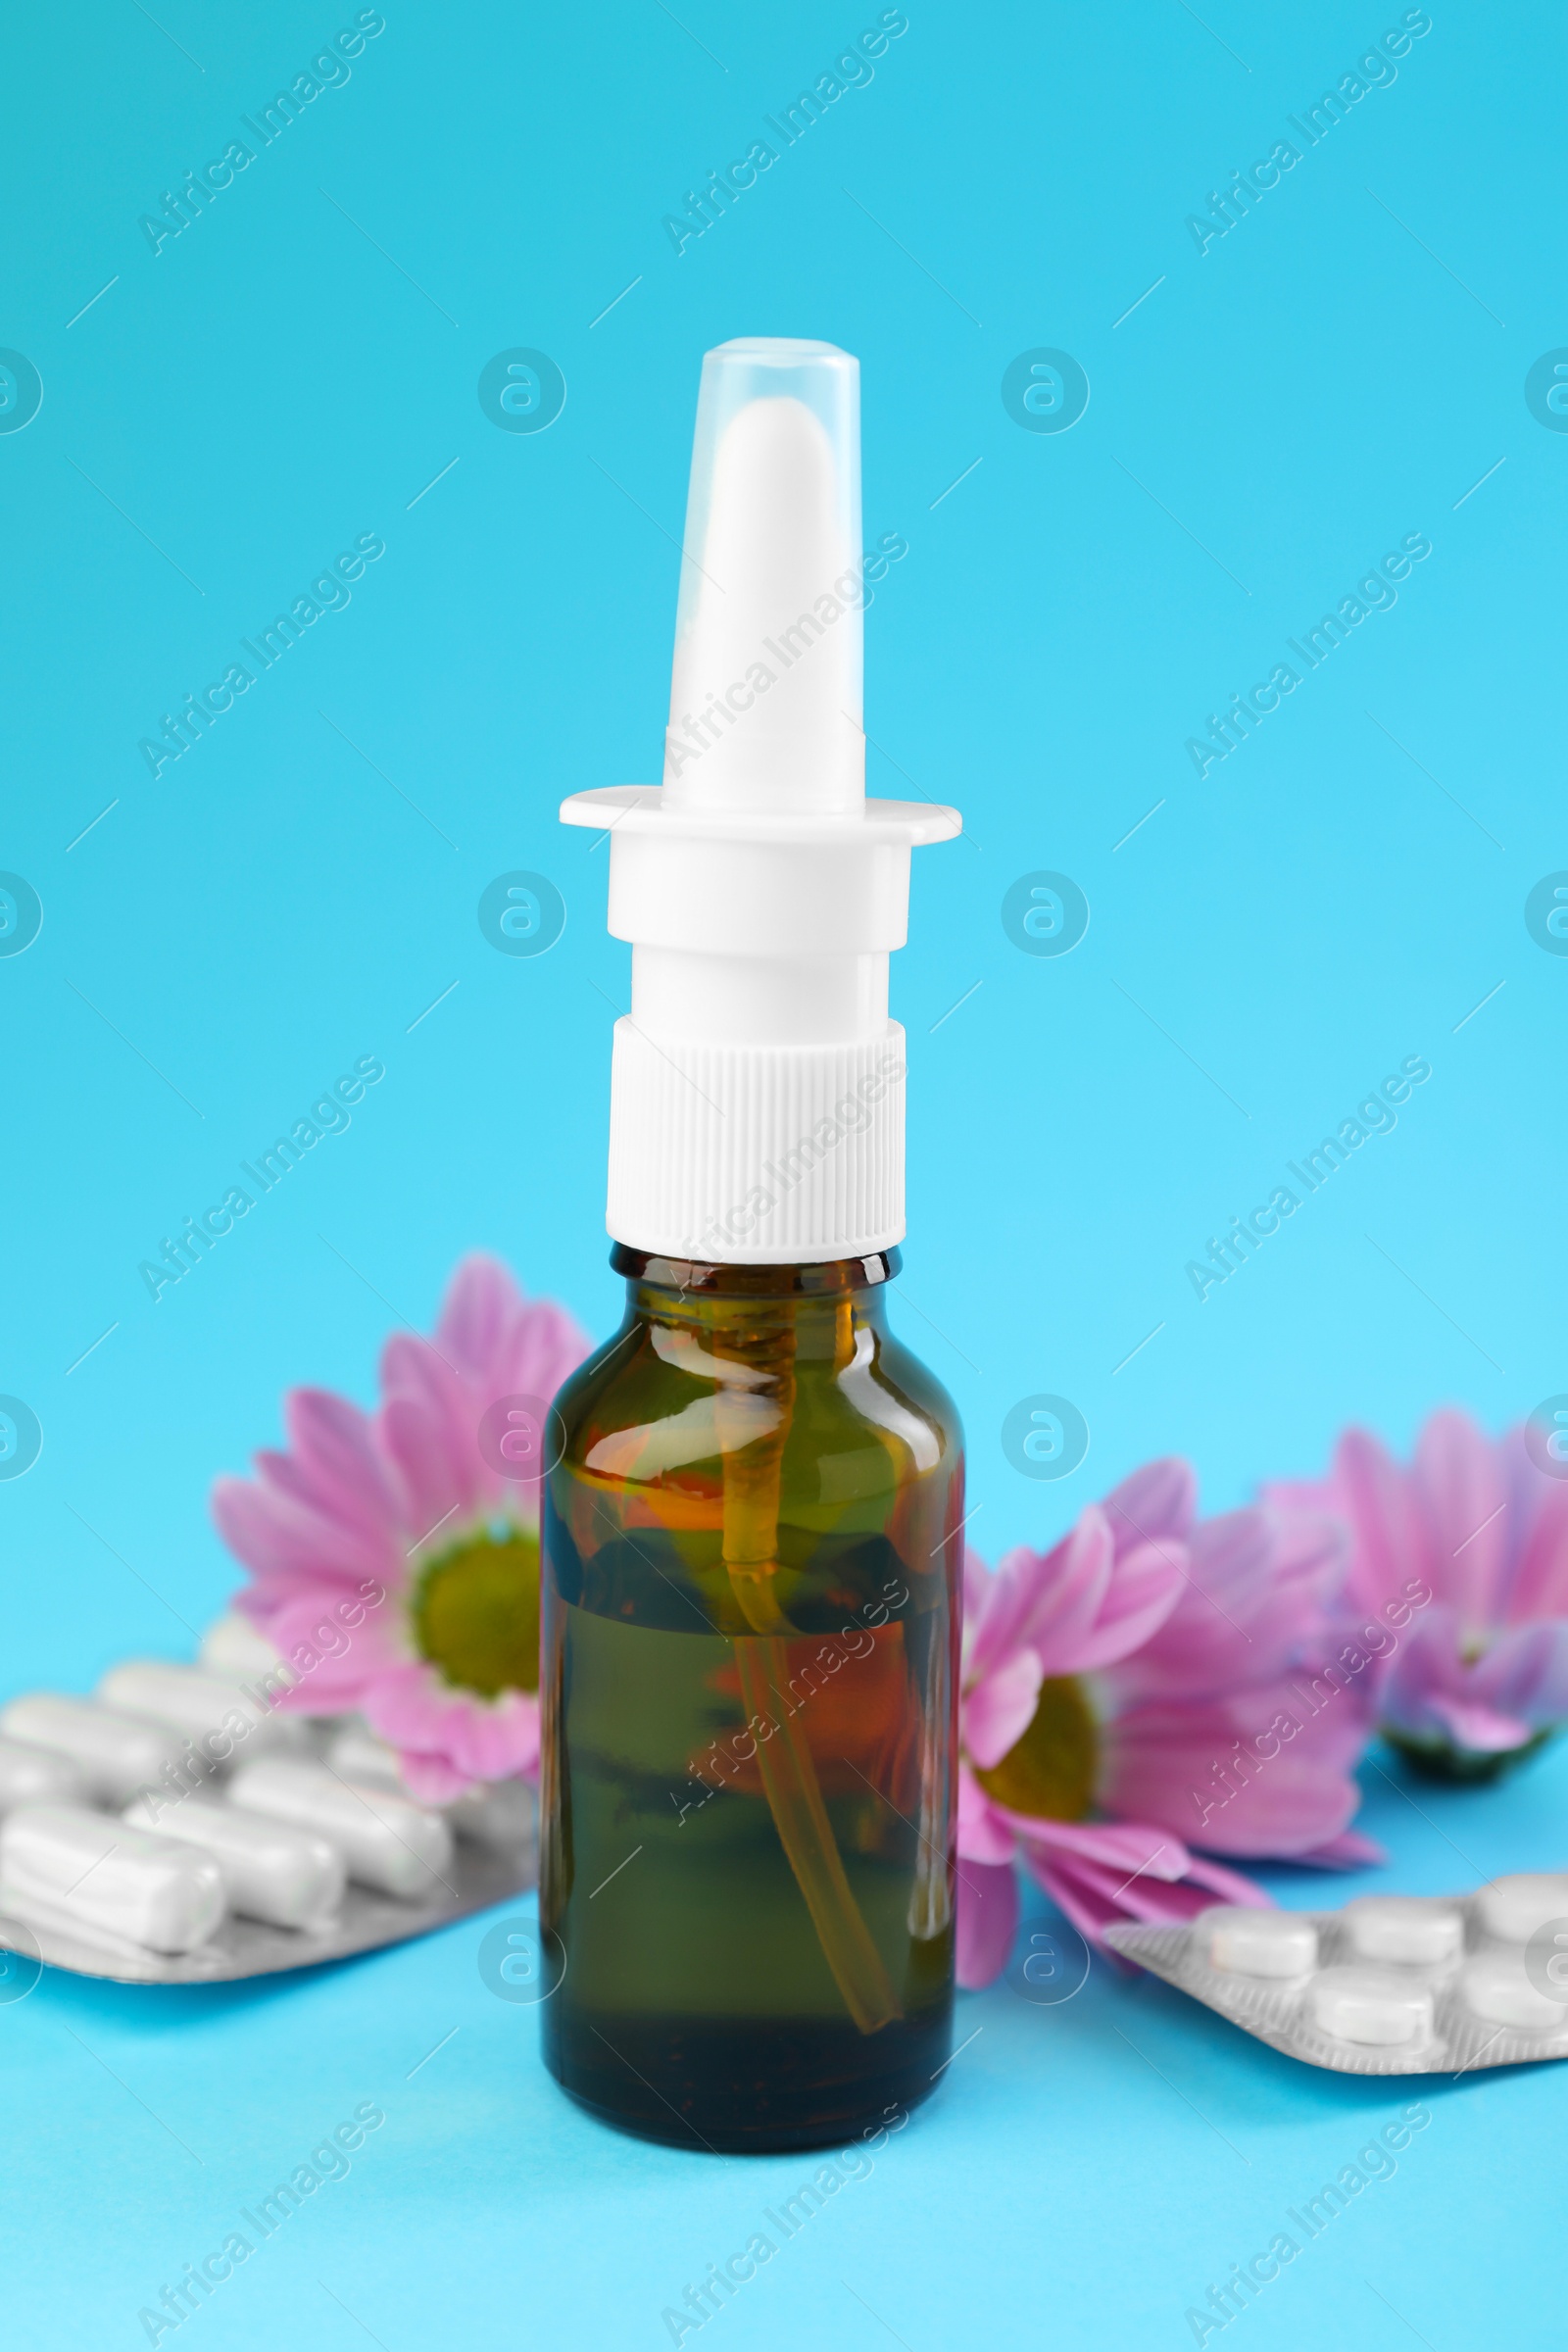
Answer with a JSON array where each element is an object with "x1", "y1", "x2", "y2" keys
[{"x1": 563, "y1": 339, "x2": 959, "y2": 1265}]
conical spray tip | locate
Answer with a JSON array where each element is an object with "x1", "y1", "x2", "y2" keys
[{"x1": 662, "y1": 339, "x2": 864, "y2": 815}]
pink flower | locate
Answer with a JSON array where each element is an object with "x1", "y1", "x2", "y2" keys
[
  {"x1": 956, "y1": 1458, "x2": 1379, "y2": 1989},
  {"x1": 1266, "y1": 1407, "x2": 1568, "y2": 1780},
  {"x1": 212, "y1": 1254, "x2": 591, "y2": 1802}
]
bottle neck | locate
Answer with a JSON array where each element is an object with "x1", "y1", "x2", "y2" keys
[{"x1": 611, "y1": 1243, "x2": 897, "y2": 1352}]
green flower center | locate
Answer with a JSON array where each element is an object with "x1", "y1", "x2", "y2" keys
[
  {"x1": 412, "y1": 1526, "x2": 540, "y2": 1698},
  {"x1": 973, "y1": 1675, "x2": 1097, "y2": 1821}
]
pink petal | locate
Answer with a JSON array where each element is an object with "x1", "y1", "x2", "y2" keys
[
  {"x1": 1101, "y1": 1456, "x2": 1197, "y2": 1556},
  {"x1": 211, "y1": 1475, "x2": 391, "y2": 1593},
  {"x1": 1064, "y1": 1537, "x2": 1187, "y2": 1674},
  {"x1": 395, "y1": 1749, "x2": 476, "y2": 1805},
  {"x1": 962, "y1": 1651, "x2": 1043, "y2": 1771},
  {"x1": 1427, "y1": 1694, "x2": 1535, "y2": 1753},
  {"x1": 1102, "y1": 1687, "x2": 1363, "y2": 1858},
  {"x1": 433, "y1": 1255, "x2": 592, "y2": 1452},
  {"x1": 1008, "y1": 1814, "x2": 1192, "y2": 1882},
  {"x1": 252, "y1": 1589, "x2": 409, "y2": 1708},
  {"x1": 446, "y1": 1691, "x2": 539, "y2": 1782},
  {"x1": 1466, "y1": 1621, "x2": 1568, "y2": 1724},
  {"x1": 362, "y1": 1664, "x2": 538, "y2": 1785},
  {"x1": 1017, "y1": 1852, "x2": 1123, "y2": 1946},
  {"x1": 1504, "y1": 1429, "x2": 1568, "y2": 1620},
  {"x1": 1414, "y1": 1407, "x2": 1510, "y2": 1627},
  {"x1": 1180, "y1": 1850, "x2": 1276, "y2": 1907},
  {"x1": 1021, "y1": 1844, "x2": 1266, "y2": 1940},
  {"x1": 433, "y1": 1253, "x2": 522, "y2": 1381},
  {"x1": 1292, "y1": 1830, "x2": 1387, "y2": 1869},
  {"x1": 377, "y1": 1337, "x2": 481, "y2": 1543},
  {"x1": 967, "y1": 1515, "x2": 1108, "y2": 1685},
  {"x1": 956, "y1": 1764, "x2": 1018, "y2": 1864},
  {"x1": 956, "y1": 1860, "x2": 1019, "y2": 1989},
  {"x1": 282, "y1": 1387, "x2": 403, "y2": 1532},
  {"x1": 1335, "y1": 1425, "x2": 1434, "y2": 1616},
  {"x1": 1114, "y1": 1506, "x2": 1345, "y2": 1698}
]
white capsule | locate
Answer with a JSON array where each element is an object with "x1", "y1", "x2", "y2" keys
[
  {"x1": 1201, "y1": 1906, "x2": 1318, "y2": 1979},
  {"x1": 1477, "y1": 1873, "x2": 1568, "y2": 1945},
  {"x1": 1308, "y1": 1965, "x2": 1434, "y2": 2046},
  {"x1": 228, "y1": 1759, "x2": 454, "y2": 1901},
  {"x1": 1462, "y1": 1953, "x2": 1568, "y2": 2033},
  {"x1": 199, "y1": 1612, "x2": 298, "y2": 1691},
  {"x1": 1342, "y1": 1895, "x2": 1465, "y2": 1968},
  {"x1": 448, "y1": 1778, "x2": 537, "y2": 1850},
  {"x1": 0, "y1": 1737, "x2": 88, "y2": 1813},
  {"x1": 0, "y1": 1694, "x2": 196, "y2": 1806},
  {"x1": 97, "y1": 1659, "x2": 303, "y2": 1763},
  {"x1": 0, "y1": 1803, "x2": 225, "y2": 1953},
  {"x1": 322, "y1": 1727, "x2": 534, "y2": 1849},
  {"x1": 323, "y1": 1725, "x2": 404, "y2": 1789},
  {"x1": 120, "y1": 1793, "x2": 345, "y2": 1930}
]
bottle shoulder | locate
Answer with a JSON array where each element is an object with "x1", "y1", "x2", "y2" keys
[
  {"x1": 553, "y1": 1313, "x2": 963, "y2": 1479},
  {"x1": 545, "y1": 1304, "x2": 963, "y2": 1633}
]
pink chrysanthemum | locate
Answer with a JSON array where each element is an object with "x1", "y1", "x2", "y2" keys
[
  {"x1": 212, "y1": 1253, "x2": 591, "y2": 1803},
  {"x1": 956, "y1": 1458, "x2": 1381, "y2": 1988},
  {"x1": 1267, "y1": 1407, "x2": 1568, "y2": 1781}
]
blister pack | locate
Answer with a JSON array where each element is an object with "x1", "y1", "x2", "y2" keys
[
  {"x1": 0, "y1": 1618, "x2": 535, "y2": 1986},
  {"x1": 1105, "y1": 1877, "x2": 1568, "y2": 2075}
]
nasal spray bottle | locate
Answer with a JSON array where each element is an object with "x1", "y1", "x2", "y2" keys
[{"x1": 543, "y1": 340, "x2": 964, "y2": 2151}]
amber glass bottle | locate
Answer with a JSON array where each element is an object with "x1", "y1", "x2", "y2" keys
[{"x1": 539, "y1": 1244, "x2": 962, "y2": 2152}]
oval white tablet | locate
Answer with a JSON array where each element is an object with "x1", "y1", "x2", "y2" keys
[
  {"x1": 1477, "y1": 1873, "x2": 1568, "y2": 1945},
  {"x1": 97, "y1": 1660, "x2": 304, "y2": 1762},
  {"x1": 1342, "y1": 1895, "x2": 1464, "y2": 1967},
  {"x1": 1200, "y1": 1905, "x2": 1318, "y2": 1979},
  {"x1": 0, "y1": 1694, "x2": 193, "y2": 1805},
  {"x1": 1462, "y1": 1953, "x2": 1568, "y2": 2033},
  {"x1": 122, "y1": 1794, "x2": 345, "y2": 1930},
  {"x1": 1308, "y1": 1965, "x2": 1433, "y2": 2046},
  {"x1": 228, "y1": 1759, "x2": 454, "y2": 1901},
  {"x1": 1, "y1": 1803, "x2": 225, "y2": 1953},
  {"x1": 0, "y1": 1737, "x2": 88, "y2": 1814}
]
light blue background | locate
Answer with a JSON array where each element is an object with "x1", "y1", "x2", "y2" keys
[{"x1": 3, "y1": 1, "x2": 1563, "y2": 2343}]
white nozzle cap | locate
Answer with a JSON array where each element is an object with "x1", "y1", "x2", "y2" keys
[
  {"x1": 664, "y1": 340, "x2": 863, "y2": 813},
  {"x1": 563, "y1": 337, "x2": 960, "y2": 1265}
]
